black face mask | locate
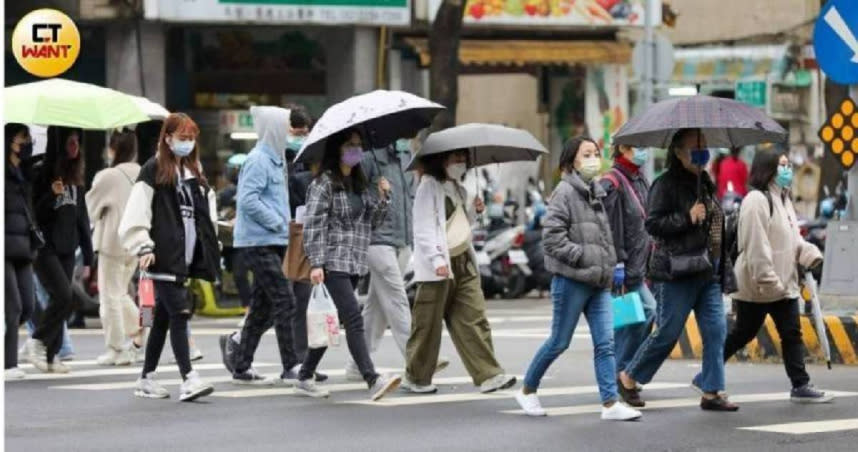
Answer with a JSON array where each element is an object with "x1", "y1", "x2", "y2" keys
[{"x1": 17, "y1": 143, "x2": 34, "y2": 160}]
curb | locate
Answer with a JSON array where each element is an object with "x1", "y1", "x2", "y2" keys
[{"x1": 669, "y1": 314, "x2": 858, "y2": 365}]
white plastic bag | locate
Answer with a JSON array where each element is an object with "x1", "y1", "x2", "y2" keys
[{"x1": 306, "y1": 283, "x2": 340, "y2": 349}]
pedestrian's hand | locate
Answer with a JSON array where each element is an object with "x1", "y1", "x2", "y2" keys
[
  {"x1": 139, "y1": 253, "x2": 155, "y2": 270},
  {"x1": 81, "y1": 265, "x2": 91, "y2": 282},
  {"x1": 474, "y1": 197, "x2": 485, "y2": 214},
  {"x1": 378, "y1": 177, "x2": 391, "y2": 198},
  {"x1": 436, "y1": 265, "x2": 450, "y2": 278},
  {"x1": 613, "y1": 263, "x2": 625, "y2": 290},
  {"x1": 51, "y1": 179, "x2": 64, "y2": 195},
  {"x1": 311, "y1": 267, "x2": 325, "y2": 285},
  {"x1": 689, "y1": 202, "x2": 706, "y2": 224}
]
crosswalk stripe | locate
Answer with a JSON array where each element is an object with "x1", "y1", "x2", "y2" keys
[
  {"x1": 20, "y1": 359, "x2": 102, "y2": 368},
  {"x1": 16, "y1": 362, "x2": 274, "y2": 381},
  {"x1": 212, "y1": 375, "x2": 475, "y2": 398},
  {"x1": 18, "y1": 328, "x2": 560, "y2": 339},
  {"x1": 501, "y1": 391, "x2": 858, "y2": 416},
  {"x1": 346, "y1": 382, "x2": 689, "y2": 407},
  {"x1": 738, "y1": 418, "x2": 858, "y2": 435}
]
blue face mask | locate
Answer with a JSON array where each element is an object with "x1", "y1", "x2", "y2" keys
[
  {"x1": 775, "y1": 166, "x2": 793, "y2": 188},
  {"x1": 631, "y1": 148, "x2": 648, "y2": 167},
  {"x1": 395, "y1": 139, "x2": 411, "y2": 153},
  {"x1": 690, "y1": 148, "x2": 711, "y2": 166}
]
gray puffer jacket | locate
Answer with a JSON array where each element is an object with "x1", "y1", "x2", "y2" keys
[{"x1": 543, "y1": 171, "x2": 617, "y2": 289}]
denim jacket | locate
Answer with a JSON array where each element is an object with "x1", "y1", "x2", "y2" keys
[{"x1": 234, "y1": 143, "x2": 291, "y2": 248}]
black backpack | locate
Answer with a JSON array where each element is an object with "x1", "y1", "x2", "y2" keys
[{"x1": 725, "y1": 190, "x2": 773, "y2": 263}]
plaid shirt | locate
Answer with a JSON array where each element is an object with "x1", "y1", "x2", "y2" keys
[{"x1": 303, "y1": 172, "x2": 389, "y2": 275}]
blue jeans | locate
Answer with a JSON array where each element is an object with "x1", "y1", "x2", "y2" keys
[
  {"x1": 27, "y1": 275, "x2": 74, "y2": 358},
  {"x1": 625, "y1": 277, "x2": 726, "y2": 393},
  {"x1": 614, "y1": 283, "x2": 657, "y2": 373},
  {"x1": 524, "y1": 275, "x2": 617, "y2": 403}
]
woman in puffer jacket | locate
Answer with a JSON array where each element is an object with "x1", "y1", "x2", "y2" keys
[
  {"x1": 514, "y1": 136, "x2": 642, "y2": 421},
  {"x1": 699, "y1": 150, "x2": 832, "y2": 404}
]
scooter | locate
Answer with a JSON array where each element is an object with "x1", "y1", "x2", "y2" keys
[{"x1": 475, "y1": 224, "x2": 531, "y2": 299}]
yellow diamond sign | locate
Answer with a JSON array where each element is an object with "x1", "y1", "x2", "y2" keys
[{"x1": 819, "y1": 97, "x2": 858, "y2": 169}]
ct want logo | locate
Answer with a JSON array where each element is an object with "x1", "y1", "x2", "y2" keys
[{"x1": 12, "y1": 9, "x2": 80, "y2": 78}]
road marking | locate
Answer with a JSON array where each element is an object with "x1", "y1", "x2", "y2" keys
[
  {"x1": 212, "y1": 376, "x2": 478, "y2": 398},
  {"x1": 739, "y1": 418, "x2": 858, "y2": 435},
  {"x1": 346, "y1": 382, "x2": 689, "y2": 407},
  {"x1": 16, "y1": 363, "x2": 275, "y2": 381},
  {"x1": 19, "y1": 327, "x2": 562, "y2": 339},
  {"x1": 20, "y1": 359, "x2": 102, "y2": 368},
  {"x1": 501, "y1": 391, "x2": 858, "y2": 416}
]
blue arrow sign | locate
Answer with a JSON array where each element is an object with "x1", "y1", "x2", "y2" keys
[{"x1": 814, "y1": 0, "x2": 858, "y2": 84}]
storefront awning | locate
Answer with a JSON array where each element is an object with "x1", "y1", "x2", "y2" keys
[
  {"x1": 405, "y1": 39, "x2": 631, "y2": 67},
  {"x1": 672, "y1": 45, "x2": 789, "y2": 84}
]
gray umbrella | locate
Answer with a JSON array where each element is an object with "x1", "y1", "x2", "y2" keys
[
  {"x1": 612, "y1": 95, "x2": 787, "y2": 148},
  {"x1": 406, "y1": 123, "x2": 548, "y2": 171}
]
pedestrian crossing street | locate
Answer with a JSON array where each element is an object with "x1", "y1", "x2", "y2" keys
[{"x1": 9, "y1": 359, "x2": 858, "y2": 437}]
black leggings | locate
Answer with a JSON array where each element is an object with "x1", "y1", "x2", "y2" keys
[
  {"x1": 32, "y1": 252, "x2": 76, "y2": 363},
  {"x1": 5, "y1": 259, "x2": 34, "y2": 369},
  {"x1": 299, "y1": 272, "x2": 378, "y2": 386},
  {"x1": 141, "y1": 281, "x2": 192, "y2": 379}
]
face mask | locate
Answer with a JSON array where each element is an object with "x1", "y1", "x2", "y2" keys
[
  {"x1": 16, "y1": 142, "x2": 33, "y2": 160},
  {"x1": 631, "y1": 148, "x2": 648, "y2": 167},
  {"x1": 690, "y1": 148, "x2": 711, "y2": 166},
  {"x1": 286, "y1": 135, "x2": 305, "y2": 152},
  {"x1": 446, "y1": 162, "x2": 467, "y2": 180},
  {"x1": 395, "y1": 139, "x2": 411, "y2": 153},
  {"x1": 341, "y1": 146, "x2": 364, "y2": 168},
  {"x1": 577, "y1": 158, "x2": 601, "y2": 182},
  {"x1": 169, "y1": 138, "x2": 195, "y2": 157},
  {"x1": 775, "y1": 166, "x2": 793, "y2": 188}
]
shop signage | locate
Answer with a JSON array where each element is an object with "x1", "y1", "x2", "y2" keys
[
  {"x1": 144, "y1": 0, "x2": 410, "y2": 26},
  {"x1": 428, "y1": 0, "x2": 657, "y2": 27},
  {"x1": 735, "y1": 79, "x2": 766, "y2": 109}
]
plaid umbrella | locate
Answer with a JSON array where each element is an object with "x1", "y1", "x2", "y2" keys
[{"x1": 613, "y1": 95, "x2": 787, "y2": 148}]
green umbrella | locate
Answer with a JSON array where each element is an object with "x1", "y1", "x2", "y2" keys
[{"x1": 4, "y1": 78, "x2": 150, "y2": 130}]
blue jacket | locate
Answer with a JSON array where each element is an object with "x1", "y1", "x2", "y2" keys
[{"x1": 234, "y1": 143, "x2": 291, "y2": 247}]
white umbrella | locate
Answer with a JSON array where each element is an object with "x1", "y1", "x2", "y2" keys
[
  {"x1": 804, "y1": 271, "x2": 832, "y2": 369},
  {"x1": 131, "y1": 96, "x2": 170, "y2": 120},
  {"x1": 294, "y1": 90, "x2": 444, "y2": 163}
]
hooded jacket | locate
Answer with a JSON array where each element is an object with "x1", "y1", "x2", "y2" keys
[
  {"x1": 732, "y1": 184, "x2": 822, "y2": 302},
  {"x1": 362, "y1": 145, "x2": 414, "y2": 249},
  {"x1": 86, "y1": 162, "x2": 141, "y2": 258},
  {"x1": 234, "y1": 106, "x2": 291, "y2": 248}
]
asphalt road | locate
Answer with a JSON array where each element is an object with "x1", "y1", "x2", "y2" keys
[{"x1": 6, "y1": 298, "x2": 858, "y2": 452}]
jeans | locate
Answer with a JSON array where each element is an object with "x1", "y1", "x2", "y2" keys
[
  {"x1": 614, "y1": 283, "x2": 657, "y2": 373},
  {"x1": 5, "y1": 259, "x2": 34, "y2": 369},
  {"x1": 27, "y1": 275, "x2": 74, "y2": 358},
  {"x1": 299, "y1": 272, "x2": 379, "y2": 386},
  {"x1": 523, "y1": 275, "x2": 617, "y2": 403},
  {"x1": 626, "y1": 278, "x2": 727, "y2": 393},
  {"x1": 142, "y1": 281, "x2": 192, "y2": 379}
]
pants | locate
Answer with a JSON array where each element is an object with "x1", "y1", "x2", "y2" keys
[
  {"x1": 224, "y1": 247, "x2": 252, "y2": 308},
  {"x1": 142, "y1": 281, "x2": 192, "y2": 378},
  {"x1": 524, "y1": 275, "x2": 617, "y2": 403},
  {"x1": 299, "y1": 273, "x2": 379, "y2": 385},
  {"x1": 626, "y1": 278, "x2": 727, "y2": 393},
  {"x1": 234, "y1": 246, "x2": 298, "y2": 374},
  {"x1": 32, "y1": 252, "x2": 78, "y2": 363},
  {"x1": 28, "y1": 275, "x2": 73, "y2": 357},
  {"x1": 292, "y1": 281, "x2": 311, "y2": 361},
  {"x1": 614, "y1": 283, "x2": 657, "y2": 373},
  {"x1": 361, "y1": 245, "x2": 412, "y2": 359},
  {"x1": 5, "y1": 259, "x2": 34, "y2": 369},
  {"x1": 723, "y1": 298, "x2": 810, "y2": 388},
  {"x1": 98, "y1": 254, "x2": 140, "y2": 352},
  {"x1": 406, "y1": 253, "x2": 503, "y2": 386}
]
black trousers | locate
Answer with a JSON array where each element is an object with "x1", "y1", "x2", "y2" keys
[
  {"x1": 142, "y1": 281, "x2": 192, "y2": 379},
  {"x1": 292, "y1": 281, "x2": 311, "y2": 361},
  {"x1": 724, "y1": 298, "x2": 810, "y2": 388},
  {"x1": 5, "y1": 259, "x2": 34, "y2": 369},
  {"x1": 32, "y1": 252, "x2": 77, "y2": 363},
  {"x1": 298, "y1": 272, "x2": 378, "y2": 386},
  {"x1": 233, "y1": 246, "x2": 298, "y2": 374},
  {"x1": 223, "y1": 247, "x2": 252, "y2": 308}
]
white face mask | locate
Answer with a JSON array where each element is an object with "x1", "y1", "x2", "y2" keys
[
  {"x1": 446, "y1": 162, "x2": 467, "y2": 180},
  {"x1": 577, "y1": 158, "x2": 601, "y2": 182},
  {"x1": 169, "y1": 138, "x2": 195, "y2": 157}
]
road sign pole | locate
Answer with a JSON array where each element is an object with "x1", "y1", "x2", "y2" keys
[{"x1": 850, "y1": 88, "x2": 858, "y2": 221}]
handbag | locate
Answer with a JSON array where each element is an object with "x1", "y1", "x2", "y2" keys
[
  {"x1": 283, "y1": 221, "x2": 311, "y2": 282},
  {"x1": 445, "y1": 204, "x2": 472, "y2": 253},
  {"x1": 669, "y1": 250, "x2": 713, "y2": 278},
  {"x1": 612, "y1": 289, "x2": 646, "y2": 330}
]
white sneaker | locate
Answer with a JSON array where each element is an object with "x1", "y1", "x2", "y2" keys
[
  {"x1": 515, "y1": 390, "x2": 547, "y2": 416},
  {"x1": 370, "y1": 374, "x2": 402, "y2": 401},
  {"x1": 400, "y1": 378, "x2": 438, "y2": 394},
  {"x1": 114, "y1": 349, "x2": 135, "y2": 366},
  {"x1": 27, "y1": 339, "x2": 49, "y2": 373},
  {"x1": 480, "y1": 374, "x2": 517, "y2": 394},
  {"x1": 434, "y1": 357, "x2": 451, "y2": 375},
  {"x1": 190, "y1": 347, "x2": 204, "y2": 362},
  {"x1": 601, "y1": 402, "x2": 642, "y2": 421},
  {"x1": 96, "y1": 349, "x2": 121, "y2": 366},
  {"x1": 49, "y1": 360, "x2": 70, "y2": 374},
  {"x1": 18, "y1": 343, "x2": 29, "y2": 363},
  {"x1": 5, "y1": 367, "x2": 26, "y2": 381},
  {"x1": 180, "y1": 371, "x2": 214, "y2": 401},
  {"x1": 294, "y1": 379, "x2": 330, "y2": 398},
  {"x1": 344, "y1": 362, "x2": 363, "y2": 382},
  {"x1": 134, "y1": 373, "x2": 170, "y2": 399}
]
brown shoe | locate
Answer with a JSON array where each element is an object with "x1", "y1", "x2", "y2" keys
[
  {"x1": 617, "y1": 378, "x2": 645, "y2": 408},
  {"x1": 700, "y1": 395, "x2": 739, "y2": 412}
]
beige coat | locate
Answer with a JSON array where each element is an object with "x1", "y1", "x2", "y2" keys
[
  {"x1": 731, "y1": 184, "x2": 822, "y2": 303},
  {"x1": 86, "y1": 162, "x2": 141, "y2": 258}
]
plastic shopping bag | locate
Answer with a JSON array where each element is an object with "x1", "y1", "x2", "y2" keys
[{"x1": 306, "y1": 283, "x2": 341, "y2": 349}]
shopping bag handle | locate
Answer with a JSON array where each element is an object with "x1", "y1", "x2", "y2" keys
[
  {"x1": 139, "y1": 271, "x2": 178, "y2": 282},
  {"x1": 311, "y1": 282, "x2": 332, "y2": 300}
]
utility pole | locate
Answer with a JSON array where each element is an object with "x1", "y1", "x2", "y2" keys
[{"x1": 642, "y1": 0, "x2": 656, "y2": 180}]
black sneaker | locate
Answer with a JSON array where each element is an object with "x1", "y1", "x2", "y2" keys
[
  {"x1": 700, "y1": 395, "x2": 739, "y2": 412},
  {"x1": 314, "y1": 372, "x2": 329, "y2": 383},
  {"x1": 218, "y1": 334, "x2": 236, "y2": 374},
  {"x1": 617, "y1": 379, "x2": 645, "y2": 408},
  {"x1": 232, "y1": 368, "x2": 274, "y2": 386},
  {"x1": 791, "y1": 385, "x2": 834, "y2": 404}
]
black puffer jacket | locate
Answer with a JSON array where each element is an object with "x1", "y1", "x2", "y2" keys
[
  {"x1": 5, "y1": 165, "x2": 35, "y2": 261},
  {"x1": 599, "y1": 162, "x2": 651, "y2": 287},
  {"x1": 646, "y1": 166, "x2": 732, "y2": 287}
]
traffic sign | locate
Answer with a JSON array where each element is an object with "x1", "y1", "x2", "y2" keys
[
  {"x1": 818, "y1": 97, "x2": 858, "y2": 169},
  {"x1": 814, "y1": 0, "x2": 858, "y2": 85},
  {"x1": 735, "y1": 79, "x2": 767, "y2": 109}
]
